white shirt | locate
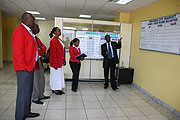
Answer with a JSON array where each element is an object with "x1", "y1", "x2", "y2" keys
[
  {"x1": 22, "y1": 23, "x2": 39, "y2": 61},
  {"x1": 106, "y1": 41, "x2": 114, "y2": 58}
]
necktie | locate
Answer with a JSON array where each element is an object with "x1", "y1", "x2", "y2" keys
[
  {"x1": 30, "y1": 30, "x2": 38, "y2": 48},
  {"x1": 108, "y1": 43, "x2": 112, "y2": 59}
]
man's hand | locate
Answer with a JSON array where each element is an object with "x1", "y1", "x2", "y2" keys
[{"x1": 118, "y1": 37, "x2": 122, "y2": 43}]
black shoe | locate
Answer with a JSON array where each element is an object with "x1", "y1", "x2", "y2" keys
[
  {"x1": 104, "y1": 86, "x2": 109, "y2": 89},
  {"x1": 32, "y1": 100, "x2": 44, "y2": 104},
  {"x1": 113, "y1": 88, "x2": 119, "y2": 91},
  {"x1": 59, "y1": 90, "x2": 65, "y2": 94},
  {"x1": 39, "y1": 96, "x2": 50, "y2": 100},
  {"x1": 52, "y1": 90, "x2": 62, "y2": 95},
  {"x1": 26, "y1": 112, "x2": 40, "y2": 118},
  {"x1": 72, "y1": 89, "x2": 77, "y2": 92}
]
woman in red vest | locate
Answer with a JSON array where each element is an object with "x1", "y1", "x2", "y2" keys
[
  {"x1": 49, "y1": 27, "x2": 66, "y2": 95},
  {"x1": 69, "y1": 38, "x2": 84, "y2": 92}
]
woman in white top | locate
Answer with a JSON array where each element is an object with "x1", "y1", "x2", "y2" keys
[{"x1": 49, "y1": 27, "x2": 66, "y2": 95}]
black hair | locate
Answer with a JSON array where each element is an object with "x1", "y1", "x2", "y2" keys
[
  {"x1": 70, "y1": 38, "x2": 80, "y2": 46},
  {"x1": 49, "y1": 27, "x2": 58, "y2": 38}
]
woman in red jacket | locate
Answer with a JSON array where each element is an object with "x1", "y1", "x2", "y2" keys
[
  {"x1": 69, "y1": 38, "x2": 84, "y2": 92},
  {"x1": 49, "y1": 27, "x2": 66, "y2": 95}
]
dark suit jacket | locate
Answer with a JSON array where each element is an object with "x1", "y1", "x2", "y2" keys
[{"x1": 101, "y1": 41, "x2": 122, "y2": 68}]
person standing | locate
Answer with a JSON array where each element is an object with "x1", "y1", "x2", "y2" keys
[
  {"x1": 31, "y1": 23, "x2": 50, "y2": 104},
  {"x1": 12, "y1": 12, "x2": 40, "y2": 120},
  {"x1": 49, "y1": 27, "x2": 66, "y2": 95},
  {"x1": 69, "y1": 38, "x2": 83, "y2": 92},
  {"x1": 101, "y1": 35, "x2": 122, "y2": 90}
]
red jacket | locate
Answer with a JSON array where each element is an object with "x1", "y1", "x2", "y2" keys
[
  {"x1": 35, "y1": 37, "x2": 47, "y2": 71},
  {"x1": 12, "y1": 24, "x2": 37, "y2": 72},
  {"x1": 69, "y1": 46, "x2": 81, "y2": 62},
  {"x1": 49, "y1": 36, "x2": 66, "y2": 68}
]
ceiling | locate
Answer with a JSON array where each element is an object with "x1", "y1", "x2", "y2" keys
[{"x1": 0, "y1": 0, "x2": 159, "y2": 21}]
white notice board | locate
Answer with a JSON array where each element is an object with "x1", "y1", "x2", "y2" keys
[
  {"x1": 140, "y1": 13, "x2": 180, "y2": 54},
  {"x1": 76, "y1": 31, "x2": 120, "y2": 59}
]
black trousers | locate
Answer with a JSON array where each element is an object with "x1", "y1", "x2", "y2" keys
[
  {"x1": 15, "y1": 70, "x2": 34, "y2": 120},
  {"x1": 69, "y1": 61, "x2": 81, "y2": 91},
  {"x1": 104, "y1": 58, "x2": 117, "y2": 90}
]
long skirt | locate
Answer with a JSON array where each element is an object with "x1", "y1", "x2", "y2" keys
[{"x1": 50, "y1": 66, "x2": 65, "y2": 90}]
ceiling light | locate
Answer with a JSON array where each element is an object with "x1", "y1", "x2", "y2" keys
[
  {"x1": 82, "y1": 28, "x2": 88, "y2": 31},
  {"x1": 116, "y1": 0, "x2": 132, "y2": 4},
  {"x1": 79, "y1": 14, "x2": 91, "y2": 18},
  {"x1": 63, "y1": 27, "x2": 76, "y2": 30},
  {"x1": 26, "y1": 11, "x2": 40, "y2": 15},
  {"x1": 35, "y1": 17, "x2": 46, "y2": 20}
]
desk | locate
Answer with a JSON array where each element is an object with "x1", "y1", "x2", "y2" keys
[{"x1": 116, "y1": 68, "x2": 134, "y2": 85}]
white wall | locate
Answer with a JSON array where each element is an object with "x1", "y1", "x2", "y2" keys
[{"x1": 55, "y1": 18, "x2": 133, "y2": 79}]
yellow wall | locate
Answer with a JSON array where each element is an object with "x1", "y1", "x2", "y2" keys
[
  {"x1": 129, "y1": 0, "x2": 180, "y2": 111},
  {"x1": 115, "y1": 12, "x2": 130, "y2": 23},
  {"x1": 2, "y1": 16, "x2": 20, "y2": 61},
  {"x1": 0, "y1": 9, "x2": 3, "y2": 68},
  {"x1": 37, "y1": 21, "x2": 54, "y2": 49}
]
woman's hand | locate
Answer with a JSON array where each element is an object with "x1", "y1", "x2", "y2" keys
[
  {"x1": 63, "y1": 61, "x2": 66, "y2": 66},
  {"x1": 80, "y1": 57, "x2": 84, "y2": 61},
  {"x1": 54, "y1": 67, "x2": 58, "y2": 70}
]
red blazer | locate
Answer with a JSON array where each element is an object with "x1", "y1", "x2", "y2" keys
[
  {"x1": 35, "y1": 37, "x2": 47, "y2": 71},
  {"x1": 69, "y1": 46, "x2": 81, "y2": 62},
  {"x1": 49, "y1": 36, "x2": 66, "y2": 68},
  {"x1": 12, "y1": 24, "x2": 37, "y2": 72}
]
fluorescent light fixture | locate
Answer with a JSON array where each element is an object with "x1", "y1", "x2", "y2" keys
[
  {"x1": 26, "y1": 11, "x2": 40, "y2": 14},
  {"x1": 116, "y1": 0, "x2": 132, "y2": 4},
  {"x1": 79, "y1": 14, "x2": 91, "y2": 18},
  {"x1": 35, "y1": 17, "x2": 46, "y2": 20},
  {"x1": 63, "y1": 27, "x2": 76, "y2": 30},
  {"x1": 82, "y1": 28, "x2": 88, "y2": 31}
]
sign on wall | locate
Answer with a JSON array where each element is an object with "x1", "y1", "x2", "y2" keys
[
  {"x1": 76, "y1": 31, "x2": 120, "y2": 59},
  {"x1": 140, "y1": 13, "x2": 180, "y2": 54}
]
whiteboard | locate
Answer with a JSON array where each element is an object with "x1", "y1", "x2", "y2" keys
[
  {"x1": 140, "y1": 13, "x2": 180, "y2": 54},
  {"x1": 76, "y1": 31, "x2": 120, "y2": 59}
]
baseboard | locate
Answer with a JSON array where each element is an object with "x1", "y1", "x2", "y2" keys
[
  {"x1": 132, "y1": 83, "x2": 180, "y2": 117},
  {"x1": 65, "y1": 79, "x2": 104, "y2": 82}
]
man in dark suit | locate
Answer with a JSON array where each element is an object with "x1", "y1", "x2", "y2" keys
[
  {"x1": 101, "y1": 35, "x2": 122, "y2": 90},
  {"x1": 12, "y1": 12, "x2": 40, "y2": 120}
]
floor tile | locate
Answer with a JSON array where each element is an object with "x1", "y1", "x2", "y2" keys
[
  {"x1": 66, "y1": 109, "x2": 86, "y2": 119},
  {"x1": 84, "y1": 101, "x2": 102, "y2": 109},
  {"x1": 104, "y1": 108, "x2": 126, "y2": 117},
  {"x1": 44, "y1": 110, "x2": 65, "y2": 119},
  {"x1": 121, "y1": 107, "x2": 144, "y2": 116},
  {"x1": 100, "y1": 101, "x2": 119, "y2": 108},
  {"x1": 67, "y1": 102, "x2": 84, "y2": 109},
  {"x1": 86, "y1": 109, "x2": 107, "y2": 119},
  {"x1": 47, "y1": 102, "x2": 65, "y2": 110}
]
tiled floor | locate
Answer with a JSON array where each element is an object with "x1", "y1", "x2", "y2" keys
[{"x1": 0, "y1": 63, "x2": 180, "y2": 120}]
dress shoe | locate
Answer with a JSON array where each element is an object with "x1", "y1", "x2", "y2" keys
[
  {"x1": 104, "y1": 86, "x2": 109, "y2": 89},
  {"x1": 52, "y1": 90, "x2": 62, "y2": 95},
  {"x1": 59, "y1": 90, "x2": 65, "y2": 94},
  {"x1": 32, "y1": 100, "x2": 44, "y2": 105},
  {"x1": 113, "y1": 88, "x2": 119, "y2": 91},
  {"x1": 39, "y1": 96, "x2": 50, "y2": 100},
  {"x1": 26, "y1": 112, "x2": 40, "y2": 118},
  {"x1": 72, "y1": 89, "x2": 77, "y2": 92}
]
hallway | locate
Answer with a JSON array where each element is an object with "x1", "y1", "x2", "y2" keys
[{"x1": 0, "y1": 63, "x2": 179, "y2": 120}]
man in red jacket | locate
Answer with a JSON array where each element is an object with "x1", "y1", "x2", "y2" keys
[
  {"x1": 31, "y1": 23, "x2": 50, "y2": 104},
  {"x1": 12, "y1": 12, "x2": 40, "y2": 120}
]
